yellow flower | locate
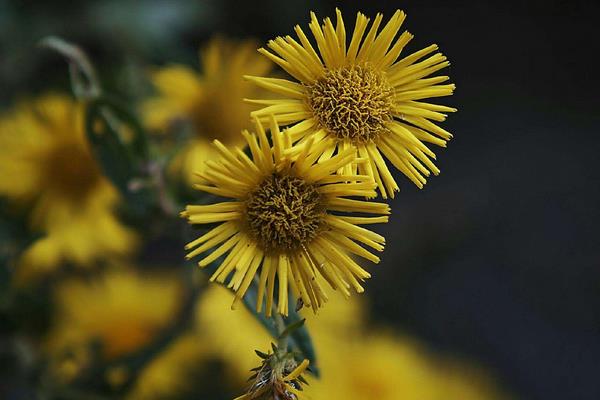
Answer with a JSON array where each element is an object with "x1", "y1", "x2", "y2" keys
[
  {"x1": 46, "y1": 268, "x2": 183, "y2": 362},
  {"x1": 127, "y1": 334, "x2": 221, "y2": 400},
  {"x1": 305, "y1": 328, "x2": 507, "y2": 400},
  {"x1": 181, "y1": 118, "x2": 390, "y2": 315},
  {"x1": 143, "y1": 37, "x2": 272, "y2": 184},
  {"x1": 197, "y1": 286, "x2": 508, "y2": 400},
  {"x1": 195, "y1": 285, "x2": 271, "y2": 372},
  {"x1": 0, "y1": 94, "x2": 137, "y2": 283},
  {"x1": 248, "y1": 9, "x2": 456, "y2": 198}
]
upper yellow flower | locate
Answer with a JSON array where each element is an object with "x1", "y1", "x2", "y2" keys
[
  {"x1": 181, "y1": 117, "x2": 390, "y2": 315},
  {"x1": 248, "y1": 9, "x2": 456, "y2": 198},
  {"x1": 0, "y1": 94, "x2": 137, "y2": 283},
  {"x1": 143, "y1": 37, "x2": 272, "y2": 184}
]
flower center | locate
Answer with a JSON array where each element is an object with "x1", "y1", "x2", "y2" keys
[
  {"x1": 45, "y1": 142, "x2": 100, "y2": 199},
  {"x1": 306, "y1": 63, "x2": 394, "y2": 143},
  {"x1": 245, "y1": 174, "x2": 324, "y2": 252}
]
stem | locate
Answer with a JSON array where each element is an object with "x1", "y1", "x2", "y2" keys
[{"x1": 273, "y1": 305, "x2": 288, "y2": 354}]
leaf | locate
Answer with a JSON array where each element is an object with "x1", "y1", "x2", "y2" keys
[
  {"x1": 84, "y1": 96, "x2": 154, "y2": 215},
  {"x1": 39, "y1": 36, "x2": 101, "y2": 100},
  {"x1": 284, "y1": 307, "x2": 319, "y2": 377},
  {"x1": 85, "y1": 98, "x2": 135, "y2": 195},
  {"x1": 278, "y1": 318, "x2": 306, "y2": 340},
  {"x1": 241, "y1": 284, "x2": 319, "y2": 377}
]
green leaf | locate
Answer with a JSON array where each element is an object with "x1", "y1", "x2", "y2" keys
[
  {"x1": 284, "y1": 308, "x2": 319, "y2": 377},
  {"x1": 85, "y1": 98, "x2": 135, "y2": 195},
  {"x1": 39, "y1": 36, "x2": 101, "y2": 100},
  {"x1": 278, "y1": 318, "x2": 306, "y2": 340},
  {"x1": 241, "y1": 285, "x2": 319, "y2": 377},
  {"x1": 84, "y1": 96, "x2": 154, "y2": 215}
]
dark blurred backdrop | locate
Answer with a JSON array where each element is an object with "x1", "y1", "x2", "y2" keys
[{"x1": 1, "y1": 1, "x2": 599, "y2": 399}]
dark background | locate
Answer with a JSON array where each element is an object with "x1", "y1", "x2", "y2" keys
[{"x1": 2, "y1": 1, "x2": 599, "y2": 399}]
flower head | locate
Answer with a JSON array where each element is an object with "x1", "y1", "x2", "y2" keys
[
  {"x1": 247, "y1": 9, "x2": 456, "y2": 198},
  {"x1": 0, "y1": 94, "x2": 137, "y2": 283},
  {"x1": 143, "y1": 37, "x2": 272, "y2": 184},
  {"x1": 181, "y1": 118, "x2": 389, "y2": 315},
  {"x1": 46, "y1": 268, "x2": 183, "y2": 362},
  {"x1": 235, "y1": 345, "x2": 310, "y2": 400}
]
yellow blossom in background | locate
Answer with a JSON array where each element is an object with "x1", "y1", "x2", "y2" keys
[
  {"x1": 306, "y1": 330, "x2": 506, "y2": 400},
  {"x1": 0, "y1": 94, "x2": 138, "y2": 283},
  {"x1": 128, "y1": 334, "x2": 231, "y2": 400},
  {"x1": 196, "y1": 286, "x2": 508, "y2": 400},
  {"x1": 181, "y1": 117, "x2": 390, "y2": 315},
  {"x1": 46, "y1": 268, "x2": 183, "y2": 366},
  {"x1": 143, "y1": 37, "x2": 272, "y2": 184},
  {"x1": 195, "y1": 285, "x2": 271, "y2": 373},
  {"x1": 248, "y1": 9, "x2": 456, "y2": 198}
]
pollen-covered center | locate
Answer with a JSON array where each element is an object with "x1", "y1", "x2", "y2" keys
[
  {"x1": 306, "y1": 63, "x2": 394, "y2": 143},
  {"x1": 245, "y1": 174, "x2": 324, "y2": 252}
]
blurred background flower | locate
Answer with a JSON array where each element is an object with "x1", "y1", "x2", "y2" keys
[
  {"x1": 0, "y1": 94, "x2": 137, "y2": 284},
  {"x1": 142, "y1": 37, "x2": 272, "y2": 185}
]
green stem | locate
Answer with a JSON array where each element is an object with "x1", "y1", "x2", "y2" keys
[{"x1": 273, "y1": 306, "x2": 288, "y2": 354}]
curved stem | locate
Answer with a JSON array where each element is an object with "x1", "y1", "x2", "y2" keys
[{"x1": 273, "y1": 311, "x2": 288, "y2": 354}]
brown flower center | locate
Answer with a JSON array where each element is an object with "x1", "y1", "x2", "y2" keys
[
  {"x1": 45, "y1": 142, "x2": 100, "y2": 199},
  {"x1": 245, "y1": 174, "x2": 324, "y2": 252},
  {"x1": 306, "y1": 63, "x2": 394, "y2": 143}
]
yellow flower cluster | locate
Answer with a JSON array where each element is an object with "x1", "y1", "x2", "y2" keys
[
  {"x1": 0, "y1": 7, "x2": 463, "y2": 399},
  {"x1": 181, "y1": 9, "x2": 456, "y2": 315},
  {"x1": 47, "y1": 278, "x2": 507, "y2": 399}
]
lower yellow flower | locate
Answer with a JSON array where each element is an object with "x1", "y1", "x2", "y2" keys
[
  {"x1": 0, "y1": 94, "x2": 137, "y2": 283},
  {"x1": 182, "y1": 118, "x2": 390, "y2": 315},
  {"x1": 143, "y1": 37, "x2": 272, "y2": 185}
]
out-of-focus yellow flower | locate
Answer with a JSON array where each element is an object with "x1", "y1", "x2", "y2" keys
[
  {"x1": 46, "y1": 268, "x2": 183, "y2": 363},
  {"x1": 0, "y1": 94, "x2": 137, "y2": 284},
  {"x1": 195, "y1": 285, "x2": 271, "y2": 374},
  {"x1": 196, "y1": 286, "x2": 508, "y2": 400},
  {"x1": 306, "y1": 331, "x2": 506, "y2": 400},
  {"x1": 143, "y1": 37, "x2": 272, "y2": 184},
  {"x1": 181, "y1": 118, "x2": 390, "y2": 315},
  {"x1": 248, "y1": 9, "x2": 456, "y2": 198},
  {"x1": 127, "y1": 334, "x2": 220, "y2": 400}
]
